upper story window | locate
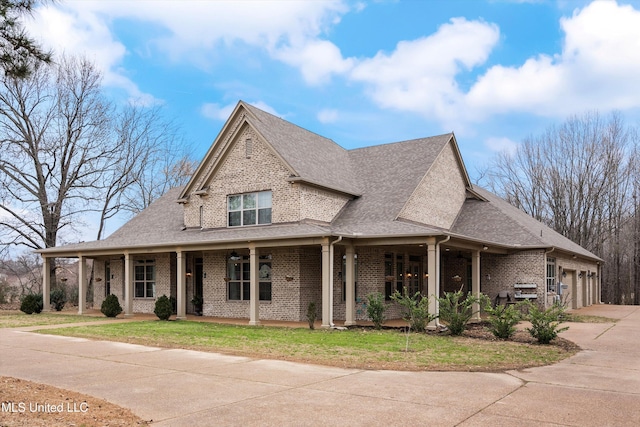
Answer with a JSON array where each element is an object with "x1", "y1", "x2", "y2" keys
[{"x1": 228, "y1": 191, "x2": 272, "y2": 227}]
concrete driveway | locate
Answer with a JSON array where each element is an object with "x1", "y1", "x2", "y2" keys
[{"x1": 1, "y1": 305, "x2": 639, "y2": 426}]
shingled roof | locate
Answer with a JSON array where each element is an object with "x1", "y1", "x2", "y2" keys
[
  {"x1": 38, "y1": 102, "x2": 601, "y2": 262},
  {"x1": 452, "y1": 187, "x2": 601, "y2": 259}
]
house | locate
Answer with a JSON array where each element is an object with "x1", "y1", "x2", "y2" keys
[{"x1": 37, "y1": 101, "x2": 602, "y2": 326}]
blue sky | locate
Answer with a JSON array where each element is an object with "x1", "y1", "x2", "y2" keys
[{"x1": 23, "y1": 0, "x2": 640, "y2": 238}]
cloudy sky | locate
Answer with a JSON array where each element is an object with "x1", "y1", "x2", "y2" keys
[{"x1": 26, "y1": 0, "x2": 640, "y2": 180}]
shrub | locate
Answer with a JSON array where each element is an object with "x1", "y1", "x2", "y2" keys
[
  {"x1": 101, "y1": 294, "x2": 123, "y2": 318},
  {"x1": 306, "y1": 301, "x2": 317, "y2": 330},
  {"x1": 154, "y1": 295, "x2": 173, "y2": 320},
  {"x1": 50, "y1": 288, "x2": 67, "y2": 311},
  {"x1": 365, "y1": 292, "x2": 386, "y2": 329},
  {"x1": 20, "y1": 293, "x2": 43, "y2": 314},
  {"x1": 438, "y1": 290, "x2": 480, "y2": 336},
  {"x1": 484, "y1": 300, "x2": 522, "y2": 339},
  {"x1": 391, "y1": 288, "x2": 437, "y2": 333},
  {"x1": 525, "y1": 301, "x2": 569, "y2": 344}
]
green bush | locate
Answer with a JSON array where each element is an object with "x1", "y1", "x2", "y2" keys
[
  {"x1": 101, "y1": 294, "x2": 123, "y2": 318},
  {"x1": 154, "y1": 295, "x2": 173, "y2": 320},
  {"x1": 525, "y1": 301, "x2": 569, "y2": 344},
  {"x1": 438, "y1": 290, "x2": 479, "y2": 336},
  {"x1": 50, "y1": 288, "x2": 67, "y2": 311},
  {"x1": 391, "y1": 288, "x2": 437, "y2": 333},
  {"x1": 365, "y1": 292, "x2": 386, "y2": 329},
  {"x1": 20, "y1": 293, "x2": 43, "y2": 314},
  {"x1": 484, "y1": 300, "x2": 522, "y2": 339},
  {"x1": 306, "y1": 301, "x2": 317, "y2": 330}
]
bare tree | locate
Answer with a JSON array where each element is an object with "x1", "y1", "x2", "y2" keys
[
  {"x1": 0, "y1": 56, "x2": 114, "y2": 254},
  {"x1": 483, "y1": 111, "x2": 639, "y2": 304}
]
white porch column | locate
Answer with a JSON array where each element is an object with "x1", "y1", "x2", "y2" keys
[
  {"x1": 124, "y1": 252, "x2": 134, "y2": 317},
  {"x1": 249, "y1": 244, "x2": 260, "y2": 326},
  {"x1": 426, "y1": 238, "x2": 438, "y2": 328},
  {"x1": 176, "y1": 250, "x2": 186, "y2": 320},
  {"x1": 321, "y1": 239, "x2": 331, "y2": 328},
  {"x1": 42, "y1": 256, "x2": 51, "y2": 312},
  {"x1": 77, "y1": 255, "x2": 86, "y2": 315},
  {"x1": 471, "y1": 250, "x2": 481, "y2": 321},
  {"x1": 344, "y1": 245, "x2": 356, "y2": 326}
]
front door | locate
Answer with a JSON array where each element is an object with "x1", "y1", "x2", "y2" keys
[{"x1": 195, "y1": 258, "x2": 204, "y2": 301}]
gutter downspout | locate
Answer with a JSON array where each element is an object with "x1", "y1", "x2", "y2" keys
[
  {"x1": 329, "y1": 235, "x2": 343, "y2": 328},
  {"x1": 544, "y1": 247, "x2": 555, "y2": 309}
]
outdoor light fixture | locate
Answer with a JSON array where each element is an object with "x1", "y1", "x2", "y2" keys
[
  {"x1": 578, "y1": 272, "x2": 583, "y2": 279},
  {"x1": 482, "y1": 245, "x2": 489, "y2": 251},
  {"x1": 186, "y1": 269, "x2": 192, "y2": 277},
  {"x1": 229, "y1": 251, "x2": 241, "y2": 261},
  {"x1": 285, "y1": 275, "x2": 294, "y2": 282}
]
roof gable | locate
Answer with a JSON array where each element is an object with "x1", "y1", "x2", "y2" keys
[
  {"x1": 332, "y1": 134, "x2": 454, "y2": 230},
  {"x1": 180, "y1": 102, "x2": 360, "y2": 201}
]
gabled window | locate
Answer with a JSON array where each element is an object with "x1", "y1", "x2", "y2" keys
[{"x1": 228, "y1": 191, "x2": 272, "y2": 227}]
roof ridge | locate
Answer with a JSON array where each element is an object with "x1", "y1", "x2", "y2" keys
[{"x1": 348, "y1": 133, "x2": 453, "y2": 153}]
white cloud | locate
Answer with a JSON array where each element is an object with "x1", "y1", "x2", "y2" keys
[
  {"x1": 275, "y1": 40, "x2": 354, "y2": 85},
  {"x1": 317, "y1": 109, "x2": 339, "y2": 123},
  {"x1": 25, "y1": 4, "x2": 158, "y2": 104},
  {"x1": 349, "y1": 17, "x2": 500, "y2": 122},
  {"x1": 466, "y1": 1, "x2": 640, "y2": 119},
  {"x1": 485, "y1": 137, "x2": 518, "y2": 155}
]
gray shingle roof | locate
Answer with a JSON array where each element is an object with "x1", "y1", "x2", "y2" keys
[
  {"x1": 332, "y1": 135, "x2": 453, "y2": 230},
  {"x1": 452, "y1": 187, "x2": 601, "y2": 260},
  {"x1": 37, "y1": 103, "x2": 600, "y2": 262},
  {"x1": 243, "y1": 103, "x2": 361, "y2": 196}
]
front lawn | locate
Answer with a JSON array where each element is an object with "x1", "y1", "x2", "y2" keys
[
  {"x1": 37, "y1": 320, "x2": 578, "y2": 372},
  {"x1": 0, "y1": 311, "x2": 105, "y2": 328}
]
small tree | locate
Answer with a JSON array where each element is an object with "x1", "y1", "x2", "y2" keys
[
  {"x1": 483, "y1": 299, "x2": 522, "y2": 340},
  {"x1": 101, "y1": 294, "x2": 122, "y2": 318},
  {"x1": 154, "y1": 294, "x2": 173, "y2": 320},
  {"x1": 525, "y1": 301, "x2": 569, "y2": 344},
  {"x1": 306, "y1": 301, "x2": 317, "y2": 330},
  {"x1": 365, "y1": 292, "x2": 386, "y2": 329},
  {"x1": 50, "y1": 287, "x2": 66, "y2": 311},
  {"x1": 391, "y1": 287, "x2": 437, "y2": 352},
  {"x1": 20, "y1": 293, "x2": 42, "y2": 314},
  {"x1": 438, "y1": 290, "x2": 480, "y2": 336}
]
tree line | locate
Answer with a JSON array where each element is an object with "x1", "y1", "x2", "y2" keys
[{"x1": 480, "y1": 111, "x2": 640, "y2": 305}]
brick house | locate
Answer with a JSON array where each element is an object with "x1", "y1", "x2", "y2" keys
[{"x1": 38, "y1": 101, "x2": 602, "y2": 326}]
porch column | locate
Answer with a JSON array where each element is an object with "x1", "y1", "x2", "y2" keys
[
  {"x1": 321, "y1": 239, "x2": 331, "y2": 328},
  {"x1": 176, "y1": 250, "x2": 186, "y2": 320},
  {"x1": 471, "y1": 250, "x2": 481, "y2": 322},
  {"x1": 426, "y1": 238, "x2": 438, "y2": 328},
  {"x1": 77, "y1": 255, "x2": 86, "y2": 315},
  {"x1": 124, "y1": 252, "x2": 134, "y2": 317},
  {"x1": 249, "y1": 244, "x2": 260, "y2": 326},
  {"x1": 42, "y1": 256, "x2": 51, "y2": 312},
  {"x1": 344, "y1": 244, "x2": 356, "y2": 326}
]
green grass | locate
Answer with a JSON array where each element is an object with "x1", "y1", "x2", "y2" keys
[
  {"x1": 37, "y1": 320, "x2": 577, "y2": 372},
  {"x1": 0, "y1": 311, "x2": 105, "y2": 328}
]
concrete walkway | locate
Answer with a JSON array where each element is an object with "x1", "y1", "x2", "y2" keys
[{"x1": 1, "y1": 305, "x2": 639, "y2": 426}]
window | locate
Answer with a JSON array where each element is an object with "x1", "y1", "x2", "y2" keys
[
  {"x1": 342, "y1": 254, "x2": 358, "y2": 301},
  {"x1": 134, "y1": 260, "x2": 155, "y2": 298},
  {"x1": 227, "y1": 255, "x2": 272, "y2": 301},
  {"x1": 546, "y1": 257, "x2": 556, "y2": 293},
  {"x1": 384, "y1": 253, "x2": 393, "y2": 300},
  {"x1": 228, "y1": 191, "x2": 272, "y2": 227}
]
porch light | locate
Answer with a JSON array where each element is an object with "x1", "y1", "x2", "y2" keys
[
  {"x1": 229, "y1": 251, "x2": 241, "y2": 261},
  {"x1": 405, "y1": 271, "x2": 412, "y2": 278},
  {"x1": 285, "y1": 275, "x2": 294, "y2": 282},
  {"x1": 482, "y1": 245, "x2": 489, "y2": 251},
  {"x1": 452, "y1": 275, "x2": 462, "y2": 282},
  {"x1": 186, "y1": 269, "x2": 192, "y2": 277}
]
